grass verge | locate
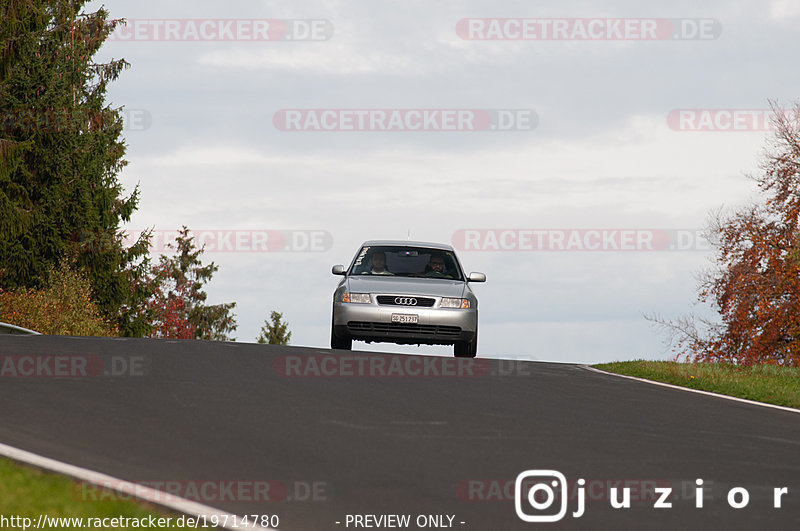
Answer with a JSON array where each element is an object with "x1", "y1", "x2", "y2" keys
[
  {"x1": 593, "y1": 361, "x2": 800, "y2": 410},
  {"x1": 0, "y1": 457, "x2": 196, "y2": 529}
]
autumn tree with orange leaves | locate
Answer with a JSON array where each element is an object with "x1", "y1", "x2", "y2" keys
[{"x1": 666, "y1": 103, "x2": 800, "y2": 366}]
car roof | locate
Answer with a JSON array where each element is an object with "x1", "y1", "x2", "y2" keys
[{"x1": 360, "y1": 240, "x2": 455, "y2": 251}]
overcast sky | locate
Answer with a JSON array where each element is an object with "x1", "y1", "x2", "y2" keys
[{"x1": 85, "y1": 0, "x2": 800, "y2": 363}]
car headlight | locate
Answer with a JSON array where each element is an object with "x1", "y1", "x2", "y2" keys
[
  {"x1": 441, "y1": 298, "x2": 470, "y2": 309},
  {"x1": 343, "y1": 292, "x2": 371, "y2": 304}
]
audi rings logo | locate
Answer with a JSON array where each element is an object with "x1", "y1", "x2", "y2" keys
[{"x1": 394, "y1": 297, "x2": 418, "y2": 306}]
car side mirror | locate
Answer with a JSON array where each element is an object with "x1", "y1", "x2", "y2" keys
[
  {"x1": 332, "y1": 264, "x2": 346, "y2": 275},
  {"x1": 468, "y1": 272, "x2": 486, "y2": 282}
]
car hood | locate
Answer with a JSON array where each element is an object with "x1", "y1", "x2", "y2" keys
[{"x1": 347, "y1": 276, "x2": 465, "y2": 298}]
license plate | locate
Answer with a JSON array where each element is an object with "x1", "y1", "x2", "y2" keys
[{"x1": 391, "y1": 314, "x2": 419, "y2": 324}]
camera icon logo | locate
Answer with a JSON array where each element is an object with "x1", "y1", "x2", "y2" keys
[{"x1": 514, "y1": 470, "x2": 568, "y2": 522}]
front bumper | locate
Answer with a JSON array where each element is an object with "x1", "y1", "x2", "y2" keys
[{"x1": 332, "y1": 301, "x2": 477, "y2": 345}]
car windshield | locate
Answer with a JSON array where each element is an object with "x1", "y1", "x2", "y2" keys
[{"x1": 349, "y1": 246, "x2": 463, "y2": 280}]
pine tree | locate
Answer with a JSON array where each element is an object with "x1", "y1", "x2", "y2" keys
[
  {"x1": 146, "y1": 227, "x2": 237, "y2": 341},
  {"x1": 257, "y1": 311, "x2": 291, "y2": 345},
  {"x1": 0, "y1": 1, "x2": 150, "y2": 335}
]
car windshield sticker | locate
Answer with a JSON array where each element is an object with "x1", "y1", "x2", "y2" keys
[{"x1": 354, "y1": 246, "x2": 370, "y2": 267}]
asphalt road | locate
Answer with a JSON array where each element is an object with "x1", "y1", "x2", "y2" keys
[{"x1": 1, "y1": 335, "x2": 800, "y2": 530}]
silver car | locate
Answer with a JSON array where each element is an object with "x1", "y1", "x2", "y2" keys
[{"x1": 331, "y1": 241, "x2": 486, "y2": 357}]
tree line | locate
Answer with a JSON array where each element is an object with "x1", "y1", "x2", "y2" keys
[
  {"x1": 653, "y1": 102, "x2": 800, "y2": 366},
  {"x1": 0, "y1": 1, "x2": 289, "y2": 344}
]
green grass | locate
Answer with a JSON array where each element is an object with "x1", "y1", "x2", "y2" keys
[
  {"x1": 594, "y1": 361, "x2": 800, "y2": 409},
  {"x1": 0, "y1": 458, "x2": 196, "y2": 529}
]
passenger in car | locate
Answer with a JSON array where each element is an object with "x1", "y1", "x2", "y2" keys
[{"x1": 369, "y1": 252, "x2": 393, "y2": 275}]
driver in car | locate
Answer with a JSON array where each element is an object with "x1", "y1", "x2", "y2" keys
[{"x1": 425, "y1": 253, "x2": 450, "y2": 278}]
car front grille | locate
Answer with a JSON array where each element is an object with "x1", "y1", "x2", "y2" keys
[
  {"x1": 376, "y1": 296, "x2": 435, "y2": 307},
  {"x1": 347, "y1": 321, "x2": 462, "y2": 337}
]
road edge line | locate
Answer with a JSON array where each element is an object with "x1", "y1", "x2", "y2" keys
[
  {"x1": 581, "y1": 365, "x2": 800, "y2": 415},
  {"x1": 0, "y1": 441, "x2": 279, "y2": 531}
]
